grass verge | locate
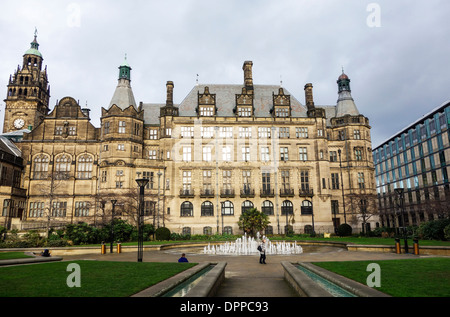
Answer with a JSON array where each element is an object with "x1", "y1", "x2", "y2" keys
[
  {"x1": 0, "y1": 261, "x2": 196, "y2": 297},
  {"x1": 313, "y1": 257, "x2": 450, "y2": 297}
]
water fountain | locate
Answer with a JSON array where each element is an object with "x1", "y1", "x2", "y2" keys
[{"x1": 203, "y1": 233, "x2": 303, "y2": 255}]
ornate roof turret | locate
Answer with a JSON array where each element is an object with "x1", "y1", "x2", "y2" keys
[
  {"x1": 335, "y1": 70, "x2": 359, "y2": 117},
  {"x1": 108, "y1": 55, "x2": 137, "y2": 110}
]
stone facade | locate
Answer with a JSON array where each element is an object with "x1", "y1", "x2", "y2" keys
[{"x1": 1, "y1": 34, "x2": 378, "y2": 235}]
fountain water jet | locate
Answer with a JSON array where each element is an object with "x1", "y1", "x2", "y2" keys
[{"x1": 203, "y1": 233, "x2": 303, "y2": 255}]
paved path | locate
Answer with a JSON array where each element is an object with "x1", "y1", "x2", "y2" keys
[{"x1": 61, "y1": 245, "x2": 420, "y2": 297}]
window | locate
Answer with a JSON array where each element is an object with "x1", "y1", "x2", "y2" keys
[
  {"x1": 69, "y1": 126, "x2": 77, "y2": 136},
  {"x1": 119, "y1": 121, "x2": 126, "y2": 134},
  {"x1": 281, "y1": 171, "x2": 290, "y2": 190},
  {"x1": 77, "y1": 155, "x2": 93, "y2": 179},
  {"x1": 331, "y1": 200, "x2": 339, "y2": 215},
  {"x1": 149, "y1": 129, "x2": 158, "y2": 139},
  {"x1": 242, "y1": 147, "x2": 250, "y2": 161},
  {"x1": 181, "y1": 126, "x2": 194, "y2": 138},
  {"x1": 75, "y1": 202, "x2": 90, "y2": 217},
  {"x1": 203, "y1": 170, "x2": 212, "y2": 193},
  {"x1": 281, "y1": 200, "x2": 293, "y2": 215},
  {"x1": 201, "y1": 127, "x2": 214, "y2": 138},
  {"x1": 262, "y1": 172, "x2": 272, "y2": 193},
  {"x1": 165, "y1": 128, "x2": 172, "y2": 137},
  {"x1": 103, "y1": 121, "x2": 110, "y2": 134},
  {"x1": 330, "y1": 151, "x2": 338, "y2": 162},
  {"x1": 261, "y1": 200, "x2": 274, "y2": 215},
  {"x1": 52, "y1": 201, "x2": 67, "y2": 217},
  {"x1": 182, "y1": 171, "x2": 192, "y2": 191},
  {"x1": 358, "y1": 172, "x2": 365, "y2": 189},
  {"x1": 200, "y1": 106, "x2": 214, "y2": 117},
  {"x1": 118, "y1": 144, "x2": 125, "y2": 151},
  {"x1": 2, "y1": 200, "x2": 10, "y2": 217},
  {"x1": 101, "y1": 171, "x2": 107, "y2": 183},
  {"x1": 29, "y1": 202, "x2": 44, "y2": 218},
  {"x1": 222, "y1": 170, "x2": 232, "y2": 193},
  {"x1": 149, "y1": 150, "x2": 157, "y2": 160},
  {"x1": 201, "y1": 201, "x2": 214, "y2": 216},
  {"x1": 261, "y1": 147, "x2": 270, "y2": 162},
  {"x1": 331, "y1": 173, "x2": 340, "y2": 189},
  {"x1": 239, "y1": 127, "x2": 251, "y2": 138},
  {"x1": 241, "y1": 200, "x2": 254, "y2": 214},
  {"x1": 242, "y1": 170, "x2": 251, "y2": 192},
  {"x1": 220, "y1": 127, "x2": 233, "y2": 139},
  {"x1": 221, "y1": 201, "x2": 234, "y2": 215},
  {"x1": 280, "y1": 147, "x2": 289, "y2": 161},
  {"x1": 55, "y1": 126, "x2": 63, "y2": 135},
  {"x1": 301, "y1": 200, "x2": 312, "y2": 215},
  {"x1": 279, "y1": 127, "x2": 290, "y2": 138},
  {"x1": 181, "y1": 201, "x2": 193, "y2": 217},
  {"x1": 258, "y1": 127, "x2": 271, "y2": 139},
  {"x1": 354, "y1": 148, "x2": 363, "y2": 161},
  {"x1": 275, "y1": 108, "x2": 289, "y2": 118},
  {"x1": 116, "y1": 181, "x2": 123, "y2": 188},
  {"x1": 133, "y1": 123, "x2": 141, "y2": 136},
  {"x1": 140, "y1": 171, "x2": 153, "y2": 189},
  {"x1": 238, "y1": 107, "x2": 252, "y2": 117},
  {"x1": 222, "y1": 146, "x2": 231, "y2": 162},
  {"x1": 300, "y1": 171, "x2": 310, "y2": 192},
  {"x1": 55, "y1": 154, "x2": 71, "y2": 179},
  {"x1": 296, "y1": 127, "x2": 308, "y2": 138},
  {"x1": 144, "y1": 201, "x2": 156, "y2": 216},
  {"x1": 33, "y1": 154, "x2": 49, "y2": 179},
  {"x1": 299, "y1": 147, "x2": 308, "y2": 161},
  {"x1": 183, "y1": 147, "x2": 192, "y2": 162},
  {"x1": 203, "y1": 146, "x2": 212, "y2": 162},
  {"x1": 354, "y1": 129, "x2": 361, "y2": 139}
]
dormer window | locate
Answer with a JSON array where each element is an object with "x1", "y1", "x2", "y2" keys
[
  {"x1": 272, "y1": 88, "x2": 291, "y2": 118},
  {"x1": 198, "y1": 87, "x2": 216, "y2": 117},
  {"x1": 238, "y1": 106, "x2": 252, "y2": 117},
  {"x1": 199, "y1": 106, "x2": 215, "y2": 117}
]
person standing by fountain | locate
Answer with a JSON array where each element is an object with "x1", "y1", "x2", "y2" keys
[{"x1": 259, "y1": 239, "x2": 267, "y2": 264}]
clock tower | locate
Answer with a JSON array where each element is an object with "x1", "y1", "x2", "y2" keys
[{"x1": 3, "y1": 30, "x2": 50, "y2": 133}]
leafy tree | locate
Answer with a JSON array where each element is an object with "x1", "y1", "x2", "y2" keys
[{"x1": 238, "y1": 208, "x2": 270, "y2": 237}]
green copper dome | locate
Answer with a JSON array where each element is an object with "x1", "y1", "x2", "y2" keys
[{"x1": 24, "y1": 31, "x2": 42, "y2": 58}]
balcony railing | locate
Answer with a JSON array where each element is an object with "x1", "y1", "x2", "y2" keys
[
  {"x1": 280, "y1": 188, "x2": 295, "y2": 197},
  {"x1": 299, "y1": 188, "x2": 314, "y2": 197},
  {"x1": 240, "y1": 188, "x2": 255, "y2": 198},
  {"x1": 260, "y1": 188, "x2": 275, "y2": 197},
  {"x1": 200, "y1": 189, "x2": 215, "y2": 198},
  {"x1": 220, "y1": 188, "x2": 235, "y2": 198},
  {"x1": 179, "y1": 189, "x2": 195, "y2": 198}
]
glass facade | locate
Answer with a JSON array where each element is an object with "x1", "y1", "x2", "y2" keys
[{"x1": 373, "y1": 102, "x2": 450, "y2": 229}]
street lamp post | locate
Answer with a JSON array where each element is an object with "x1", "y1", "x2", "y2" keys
[
  {"x1": 110, "y1": 200, "x2": 117, "y2": 253},
  {"x1": 136, "y1": 178, "x2": 149, "y2": 262},
  {"x1": 395, "y1": 188, "x2": 409, "y2": 253}
]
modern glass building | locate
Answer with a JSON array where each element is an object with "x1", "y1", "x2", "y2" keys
[{"x1": 373, "y1": 101, "x2": 450, "y2": 230}]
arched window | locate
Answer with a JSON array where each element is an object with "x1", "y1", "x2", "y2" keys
[
  {"x1": 261, "y1": 200, "x2": 274, "y2": 215},
  {"x1": 201, "y1": 201, "x2": 214, "y2": 216},
  {"x1": 55, "y1": 154, "x2": 71, "y2": 179},
  {"x1": 281, "y1": 200, "x2": 293, "y2": 215},
  {"x1": 301, "y1": 200, "x2": 313, "y2": 215},
  {"x1": 223, "y1": 226, "x2": 233, "y2": 235},
  {"x1": 203, "y1": 226, "x2": 213, "y2": 235},
  {"x1": 180, "y1": 201, "x2": 193, "y2": 217},
  {"x1": 33, "y1": 154, "x2": 49, "y2": 179},
  {"x1": 221, "y1": 201, "x2": 234, "y2": 215},
  {"x1": 77, "y1": 154, "x2": 93, "y2": 179},
  {"x1": 241, "y1": 200, "x2": 254, "y2": 214}
]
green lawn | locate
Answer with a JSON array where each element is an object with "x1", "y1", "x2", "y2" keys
[
  {"x1": 313, "y1": 258, "x2": 450, "y2": 297},
  {"x1": 0, "y1": 261, "x2": 196, "y2": 297},
  {"x1": 0, "y1": 252, "x2": 34, "y2": 260}
]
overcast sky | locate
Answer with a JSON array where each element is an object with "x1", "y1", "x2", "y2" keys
[{"x1": 0, "y1": 0, "x2": 449, "y2": 148}]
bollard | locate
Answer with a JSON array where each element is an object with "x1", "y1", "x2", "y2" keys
[
  {"x1": 413, "y1": 239, "x2": 419, "y2": 255},
  {"x1": 117, "y1": 243, "x2": 121, "y2": 254},
  {"x1": 101, "y1": 242, "x2": 106, "y2": 254},
  {"x1": 395, "y1": 238, "x2": 401, "y2": 254}
]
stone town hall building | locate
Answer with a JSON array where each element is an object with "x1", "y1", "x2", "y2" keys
[{"x1": 1, "y1": 34, "x2": 378, "y2": 235}]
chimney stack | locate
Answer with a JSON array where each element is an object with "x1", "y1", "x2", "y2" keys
[
  {"x1": 243, "y1": 61, "x2": 254, "y2": 93},
  {"x1": 166, "y1": 81, "x2": 174, "y2": 106},
  {"x1": 304, "y1": 83, "x2": 315, "y2": 110}
]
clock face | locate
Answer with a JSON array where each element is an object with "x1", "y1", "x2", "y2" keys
[{"x1": 14, "y1": 118, "x2": 25, "y2": 129}]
